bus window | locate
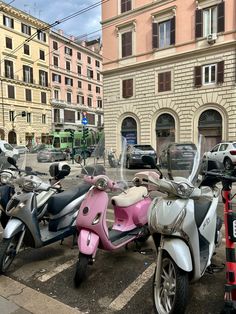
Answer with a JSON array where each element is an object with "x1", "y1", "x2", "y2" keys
[
  {"x1": 75, "y1": 139, "x2": 80, "y2": 146},
  {"x1": 68, "y1": 137, "x2": 72, "y2": 143},
  {"x1": 53, "y1": 137, "x2": 60, "y2": 148},
  {"x1": 61, "y1": 137, "x2": 68, "y2": 143}
]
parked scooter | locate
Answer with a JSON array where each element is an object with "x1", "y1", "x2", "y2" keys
[
  {"x1": 135, "y1": 137, "x2": 222, "y2": 313},
  {"x1": 0, "y1": 159, "x2": 104, "y2": 273},
  {"x1": 73, "y1": 137, "x2": 161, "y2": 286}
]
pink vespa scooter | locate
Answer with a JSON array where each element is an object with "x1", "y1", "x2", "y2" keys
[{"x1": 74, "y1": 168, "x2": 160, "y2": 286}]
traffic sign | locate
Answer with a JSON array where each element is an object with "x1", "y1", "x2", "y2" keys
[{"x1": 82, "y1": 117, "x2": 88, "y2": 125}]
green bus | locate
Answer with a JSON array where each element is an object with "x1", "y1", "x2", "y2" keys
[{"x1": 51, "y1": 130, "x2": 101, "y2": 150}]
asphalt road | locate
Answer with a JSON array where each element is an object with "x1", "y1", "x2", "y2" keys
[{"x1": 0, "y1": 154, "x2": 232, "y2": 314}]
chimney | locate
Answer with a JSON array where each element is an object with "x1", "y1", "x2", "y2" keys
[
  {"x1": 58, "y1": 29, "x2": 63, "y2": 35},
  {"x1": 70, "y1": 35, "x2": 75, "y2": 41}
]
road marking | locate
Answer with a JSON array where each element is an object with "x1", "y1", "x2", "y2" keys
[
  {"x1": 37, "y1": 259, "x2": 75, "y2": 282},
  {"x1": 109, "y1": 262, "x2": 155, "y2": 311}
]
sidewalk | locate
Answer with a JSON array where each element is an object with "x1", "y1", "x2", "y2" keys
[{"x1": 0, "y1": 276, "x2": 83, "y2": 314}]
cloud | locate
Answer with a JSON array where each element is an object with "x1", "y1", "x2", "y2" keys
[{"x1": 9, "y1": 0, "x2": 101, "y2": 38}]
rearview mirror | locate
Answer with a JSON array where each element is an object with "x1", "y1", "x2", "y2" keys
[{"x1": 7, "y1": 157, "x2": 17, "y2": 168}]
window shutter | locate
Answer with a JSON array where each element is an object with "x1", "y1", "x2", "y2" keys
[
  {"x1": 8, "y1": 85, "x2": 15, "y2": 99},
  {"x1": 195, "y1": 9, "x2": 203, "y2": 38},
  {"x1": 217, "y1": 1, "x2": 225, "y2": 33},
  {"x1": 122, "y1": 32, "x2": 132, "y2": 58},
  {"x1": 127, "y1": 79, "x2": 133, "y2": 97},
  {"x1": 43, "y1": 33, "x2": 46, "y2": 42},
  {"x1": 217, "y1": 61, "x2": 224, "y2": 84},
  {"x1": 194, "y1": 66, "x2": 202, "y2": 87},
  {"x1": 165, "y1": 71, "x2": 171, "y2": 91},
  {"x1": 170, "y1": 16, "x2": 175, "y2": 45},
  {"x1": 30, "y1": 67, "x2": 33, "y2": 83},
  {"x1": 71, "y1": 78, "x2": 73, "y2": 86},
  {"x1": 158, "y1": 73, "x2": 164, "y2": 92},
  {"x1": 152, "y1": 22, "x2": 158, "y2": 49},
  {"x1": 23, "y1": 65, "x2": 26, "y2": 82},
  {"x1": 45, "y1": 72, "x2": 48, "y2": 87},
  {"x1": 59, "y1": 75, "x2": 61, "y2": 83},
  {"x1": 11, "y1": 18, "x2": 14, "y2": 29},
  {"x1": 123, "y1": 80, "x2": 128, "y2": 98}
]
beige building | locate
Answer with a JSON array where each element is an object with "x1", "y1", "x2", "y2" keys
[
  {"x1": 0, "y1": 1, "x2": 51, "y2": 146},
  {"x1": 102, "y1": 0, "x2": 236, "y2": 154}
]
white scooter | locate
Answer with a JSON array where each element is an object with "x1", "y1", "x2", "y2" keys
[{"x1": 134, "y1": 138, "x2": 222, "y2": 313}]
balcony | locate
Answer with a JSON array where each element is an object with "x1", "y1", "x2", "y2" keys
[
  {"x1": 53, "y1": 118, "x2": 64, "y2": 125},
  {"x1": 50, "y1": 98, "x2": 66, "y2": 108}
]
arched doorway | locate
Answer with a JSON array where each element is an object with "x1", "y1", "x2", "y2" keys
[
  {"x1": 198, "y1": 109, "x2": 222, "y2": 151},
  {"x1": 8, "y1": 131, "x2": 16, "y2": 144},
  {"x1": 121, "y1": 117, "x2": 137, "y2": 144},
  {"x1": 156, "y1": 113, "x2": 175, "y2": 155},
  {"x1": 0, "y1": 129, "x2": 5, "y2": 140}
]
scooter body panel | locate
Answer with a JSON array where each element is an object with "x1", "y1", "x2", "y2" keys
[
  {"x1": 78, "y1": 229, "x2": 99, "y2": 256},
  {"x1": 3, "y1": 218, "x2": 25, "y2": 238}
]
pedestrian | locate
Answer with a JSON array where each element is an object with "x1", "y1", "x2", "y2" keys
[{"x1": 65, "y1": 146, "x2": 71, "y2": 161}]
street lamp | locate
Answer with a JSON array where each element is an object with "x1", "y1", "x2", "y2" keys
[{"x1": 12, "y1": 111, "x2": 27, "y2": 130}]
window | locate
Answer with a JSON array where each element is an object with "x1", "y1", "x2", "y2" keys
[
  {"x1": 87, "y1": 97, "x2": 92, "y2": 107},
  {"x1": 24, "y1": 44, "x2": 30, "y2": 55},
  {"x1": 39, "y1": 50, "x2": 45, "y2": 60},
  {"x1": 87, "y1": 56, "x2": 91, "y2": 64},
  {"x1": 97, "y1": 73, "x2": 101, "y2": 81},
  {"x1": 121, "y1": 0, "x2": 132, "y2": 13},
  {"x1": 67, "y1": 92, "x2": 72, "y2": 103},
  {"x1": 95, "y1": 60, "x2": 100, "y2": 67},
  {"x1": 88, "y1": 83, "x2": 92, "y2": 91},
  {"x1": 77, "y1": 52, "x2": 81, "y2": 60},
  {"x1": 77, "y1": 65, "x2": 82, "y2": 75},
  {"x1": 64, "y1": 110, "x2": 75, "y2": 123},
  {"x1": 37, "y1": 30, "x2": 46, "y2": 42},
  {"x1": 27, "y1": 112, "x2": 31, "y2": 123},
  {"x1": 53, "y1": 56, "x2": 59, "y2": 67},
  {"x1": 78, "y1": 80, "x2": 82, "y2": 88},
  {"x1": 87, "y1": 68, "x2": 93, "y2": 79},
  {"x1": 42, "y1": 114, "x2": 46, "y2": 124},
  {"x1": 66, "y1": 61, "x2": 71, "y2": 71},
  {"x1": 39, "y1": 70, "x2": 48, "y2": 87},
  {"x1": 158, "y1": 71, "x2": 171, "y2": 92},
  {"x1": 41, "y1": 92, "x2": 47, "y2": 104},
  {"x1": 195, "y1": 2, "x2": 225, "y2": 38},
  {"x1": 52, "y1": 73, "x2": 61, "y2": 83},
  {"x1": 122, "y1": 31, "x2": 132, "y2": 58},
  {"x1": 6, "y1": 37, "x2": 12, "y2": 49},
  {"x1": 23, "y1": 65, "x2": 33, "y2": 83},
  {"x1": 4, "y1": 60, "x2": 13, "y2": 79},
  {"x1": 53, "y1": 41, "x2": 58, "y2": 50},
  {"x1": 122, "y1": 78, "x2": 133, "y2": 98},
  {"x1": 3, "y1": 15, "x2": 14, "y2": 28},
  {"x1": 152, "y1": 17, "x2": 175, "y2": 49},
  {"x1": 9, "y1": 111, "x2": 14, "y2": 122},
  {"x1": 194, "y1": 61, "x2": 224, "y2": 87},
  {"x1": 65, "y1": 46, "x2": 72, "y2": 56},
  {"x1": 25, "y1": 89, "x2": 32, "y2": 101},
  {"x1": 87, "y1": 113, "x2": 95, "y2": 125},
  {"x1": 65, "y1": 77, "x2": 73, "y2": 86},
  {"x1": 8, "y1": 85, "x2": 15, "y2": 99},
  {"x1": 77, "y1": 95, "x2": 84, "y2": 105},
  {"x1": 97, "y1": 99, "x2": 103, "y2": 108},
  {"x1": 21, "y1": 23, "x2": 31, "y2": 35},
  {"x1": 54, "y1": 89, "x2": 59, "y2": 100},
  {"x1": 96, "y1": 86, "x2": 100, "y2": 93},
  {"x1": 77, "y1": 112, "x2": 81, "y2": 120}
]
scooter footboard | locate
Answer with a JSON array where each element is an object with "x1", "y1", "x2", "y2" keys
[
  {"x1": 78, "y1": 229, "x2": 99, "y2": 257},
  {"x1": 163, "y1": 238, "x2": 192, "y2": 272},
  {"x1": 3, "y1": 218, "x2": 25, "y2": 239}
]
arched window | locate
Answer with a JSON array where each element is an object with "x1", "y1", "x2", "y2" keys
[
  {"x1": 8, "y1": 130, "x2": 16, "y2": 144},
  {"x1": 156, "y1": 114, "x2": 175, "y2": 153},
  {"x1": 121, "y1": 117, "x2": 137, "y2": 144}
]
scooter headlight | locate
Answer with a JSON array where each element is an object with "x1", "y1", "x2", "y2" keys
[
  {"x1": 172, "y1": 182, "x2": 194, "y2": 198},
  {"x1": 0, "y1": 172, "x2": 12, "y2": 184},
  {"x1": 95, "y1": 177, "x2": 108, "y2": 191}
]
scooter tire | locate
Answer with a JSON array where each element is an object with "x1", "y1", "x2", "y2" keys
[
  {"x1": 0, "y1": 233, "x2": 22, "y2": 273},
  {"x1": 0, "y1": 212, "x2": 9, "y2": 229},
  {"x1": 74, "y1": 253, "x2": 89, "y2": 288},
  {"x1": 153, "y1": 252, "x2": 189, "y2": 314}
]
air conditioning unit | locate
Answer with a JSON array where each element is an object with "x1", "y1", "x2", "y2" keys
[{"x1": 207, "y1": 33, "x2": 217, "y2": 45}]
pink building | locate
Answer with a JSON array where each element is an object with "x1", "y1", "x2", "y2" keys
[
  {"x1": 102, "y1": 0, "x2": 236, "y2": 153},
  {"x1": 50, "y1": 30, "x2": 103, "y2": 132}
]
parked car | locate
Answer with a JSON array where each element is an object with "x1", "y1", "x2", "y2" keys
[
  {"x1": 126, "y1": 144, "x2": 157, "y2": 169},
  {"x1": 30, "y1": 144, "x2": 50, "y2": 153},
  {"x1": 12, "y1": 145, "x2": 29, "y2": 154},
  {"x1": 0, "y1": 140, "x2": 19, "y2": 160},
  {"x1": 203, "y1": 141, "x2": 236, "y2": 170},
  {"x1": 37, "y1": 148, "x2": 66, "y2": 162},
  {"x1": 159, "y1": 142, "x2": 197, "y2": 170}
]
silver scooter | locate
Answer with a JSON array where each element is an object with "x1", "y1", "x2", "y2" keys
[
  {"x1": 0, "y1": 161, "x2": 104, "y2": 273},
  {"x1": 135, "y1": 138, "x2": 222, "y2": 314}
]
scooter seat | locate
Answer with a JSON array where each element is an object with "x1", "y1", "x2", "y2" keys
[
  {"x1": 111, "y1": 186, "x2": 148, "y2": 207},
  {"x1": 47, "y1": 183, "x2": 91, "y2": 215}
]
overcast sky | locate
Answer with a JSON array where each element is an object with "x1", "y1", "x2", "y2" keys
[{"x1": 8, "y1": 0, "x2": 101, "y2": 40}]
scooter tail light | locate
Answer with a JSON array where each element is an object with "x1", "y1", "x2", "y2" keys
[{"x1": 229, "y1": 150, "x2": 236, "y2": 155}]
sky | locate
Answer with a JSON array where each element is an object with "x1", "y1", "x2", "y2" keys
[{"x1": 7, "y1": 0, "x2": 101, "y2": 40}]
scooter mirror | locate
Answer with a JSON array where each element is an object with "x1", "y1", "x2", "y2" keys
[{"x1": 7, "y1": 157, "x2": 17, "y2": 168}]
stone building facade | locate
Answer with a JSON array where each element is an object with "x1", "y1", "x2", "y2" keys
[{"x1": 102, "y1": 0, "x2": 236, "y2": 154}]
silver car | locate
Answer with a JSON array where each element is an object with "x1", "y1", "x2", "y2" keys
[{"x1": 37, "y1": 149, "x2": 66, "y2": 162}]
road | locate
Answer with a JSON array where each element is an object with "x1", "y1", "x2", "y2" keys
[{"x1": 0, "y1": 154, "x2": 231, "y2": 313}]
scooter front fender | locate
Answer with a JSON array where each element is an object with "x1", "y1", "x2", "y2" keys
[
  {"x1": 78, "y1": 229, "x2": 99, "y2": 257},
  {"x1": 163, "y1": 238, "x2": 192, "y2": 272},
  {"x1": 3, "y1": 218, "x2": 25, "y2": 239}
]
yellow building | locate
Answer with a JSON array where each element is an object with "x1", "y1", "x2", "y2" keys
[{"x1": 0, "y1": 1, "x2": 51, "y2": 146}]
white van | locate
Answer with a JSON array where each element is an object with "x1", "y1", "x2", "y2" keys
[{"x1": 0, "y1": 141, "x2": 19, "y2": 160}]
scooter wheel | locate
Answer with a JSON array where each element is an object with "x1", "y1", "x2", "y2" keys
[
  {"x1": 0, "y1": 232, "x2": 22, "y2": 273},
  {"x1": 74, "y1": 253, "x2": 90, "y2": 288}
]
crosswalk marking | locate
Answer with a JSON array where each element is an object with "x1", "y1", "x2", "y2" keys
[{"x1": 109, "y1": 263, "x2": 155, "y2": 311}]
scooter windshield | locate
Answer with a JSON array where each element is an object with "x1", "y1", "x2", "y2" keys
[{"x1": 159, "y1": 135, "x2": 204, "y2": 185}]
